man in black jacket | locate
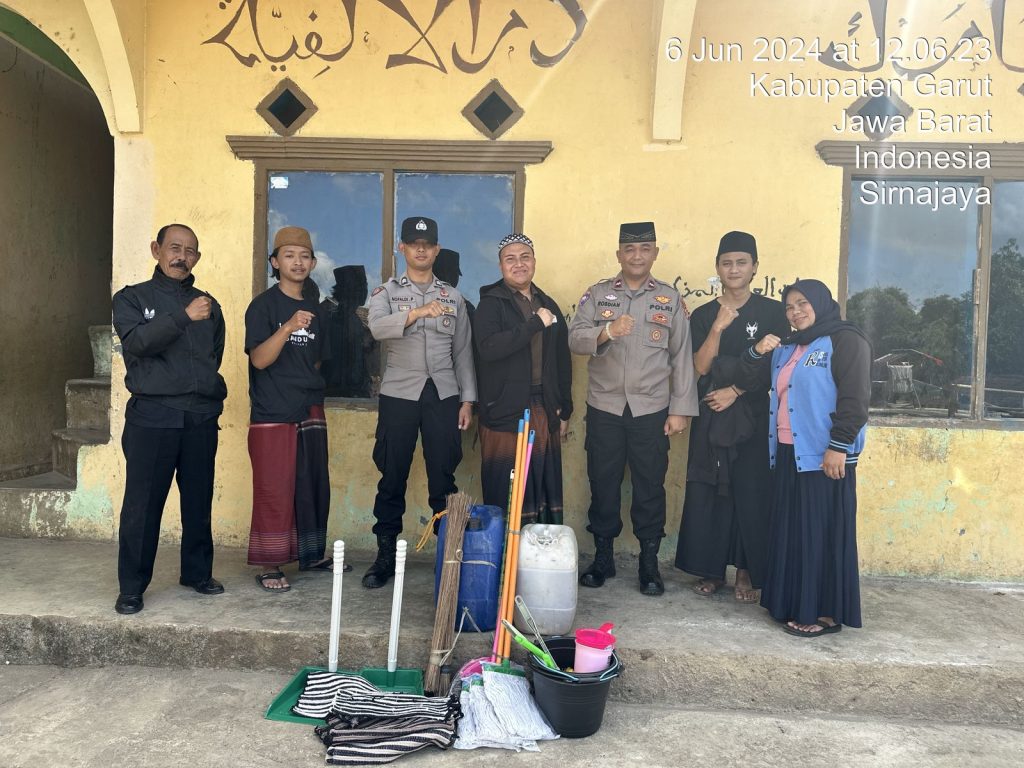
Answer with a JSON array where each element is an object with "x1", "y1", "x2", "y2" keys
[
  {"x1": 111, "y1": 223, "x2": 228, "y2": 615},
  {"x1": 472, "y1": 233, "x2": 572, "y2": 524}
]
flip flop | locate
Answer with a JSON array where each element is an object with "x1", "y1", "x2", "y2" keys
[
  {"x1": 299, "y1": 558, "x2": 353, "y2": 573},
  {"x1": 783, "y1": 621, "x2": 841, "y2": 638},
  {"x1": 256, "y1": 571, "x2": 291, "y2": 592},
  {"x1": 692, "y1": 579, "x2": 722, "y2": 597}
]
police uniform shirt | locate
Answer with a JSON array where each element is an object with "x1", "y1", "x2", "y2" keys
[
  {"x1": 367, "y1": 273, "x2": 477, "y2": 402},
  {"x1": 568, "y1": 273, "x2": 699, "y2": 418}
]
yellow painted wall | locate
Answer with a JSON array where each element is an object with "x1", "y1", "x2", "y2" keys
[{"x1": 10, "y1": 0, "x2": 1024, "y2": 580}]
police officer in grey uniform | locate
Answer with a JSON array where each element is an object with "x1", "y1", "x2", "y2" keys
[
  {"x1": 363, "y1": 216, "x2": 477, "y2": 588},
  {"x1": 568, "y1": 222, "x2": 699, "y2": 596}
]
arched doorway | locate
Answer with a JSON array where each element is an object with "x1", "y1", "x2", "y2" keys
[{"x1": 0, "y1": 6, "x2": 113, "y2": 486}]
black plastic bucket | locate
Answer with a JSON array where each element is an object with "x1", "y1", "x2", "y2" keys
[{"x1": 528, "y1": 636, "x2": 624, "y2": 738}]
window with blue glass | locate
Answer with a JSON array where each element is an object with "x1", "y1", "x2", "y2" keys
[{"x1": 266, "y1": 170, "x2": 516, "y2": 400}]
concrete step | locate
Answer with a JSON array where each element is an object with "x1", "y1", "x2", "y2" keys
[
  {"x1": 1, "y1": 537, "x2": 1021, "y2": 728},
  {"x1": 51, "y1": 428, "x2": 108, "y2": 482},
  {"x1": 0, "y1": 480, "x2": 75, "y2": 537},
  {"x1": 65, "y1": 377, "x2": 111, "y2": 432}
]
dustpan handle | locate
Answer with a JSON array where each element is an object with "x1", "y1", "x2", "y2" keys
[
  {"x1": 328, "y1": 540, "x2": 345, "y2": 673},
  {"x1": 387, "y1": 539, "x2": 408, "y2": 673}
]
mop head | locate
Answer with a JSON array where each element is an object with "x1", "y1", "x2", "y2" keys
[{"x1": 453, "y1": 664, "x2": 558, "y2": 751}]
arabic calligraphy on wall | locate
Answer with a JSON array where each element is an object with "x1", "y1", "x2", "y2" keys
[
  {"x1": 672, "y1": 275, "x2": 795, "y2": 301},
  {"x1": 204, "y1": 0, "x2": 587, "y2": 76}
]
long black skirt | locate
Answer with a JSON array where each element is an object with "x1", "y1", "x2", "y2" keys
[
  {"x1": 674, "y1": 426, "x2": 773, "y2": 587},
  {"x1": 760, "y1": 443, "x2": 862, "y2": 628}
]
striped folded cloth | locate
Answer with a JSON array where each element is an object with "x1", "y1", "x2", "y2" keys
[
  {"x1": 293, "y1": 672, "x2": 456, "y2": 721},
  {"x1": 317, "y1": 714, "x2": 457, "y2": 765}
]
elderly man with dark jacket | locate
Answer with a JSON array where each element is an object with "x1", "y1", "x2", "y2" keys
[
  {"x1": 111, "y1": 223, "x2": 228, "y2": 615},
  {"x1": 473, "y1": 233, "x2": 572, "y2": 524}
]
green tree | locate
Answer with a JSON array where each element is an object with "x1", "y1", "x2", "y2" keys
[
  {"x1": 846, "y1": 285, "x2": 919, "y2": 356},
  {"x1": 987, "y1": 238, "x2": 1024, "y2": 381}
]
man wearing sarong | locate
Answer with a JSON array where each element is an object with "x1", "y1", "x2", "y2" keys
[
  {"x1": 112, "y1": 223, "x2": 227, "y2": 615},
  {"x1": 245, "y1": 226, "x2": 340, "y2": 593},
  {"x1": 363, "y1": 217, "x2": 477, "y2": 589},
  {"x1": 473, "y1": 233, "x2": 573, "y2": 524},
  {"x1": 568, "y1": 222, "x2": 699, "y2": 596}
]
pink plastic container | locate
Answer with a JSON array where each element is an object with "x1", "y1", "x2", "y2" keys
[{"x1": 573, "y1": 622, "x2": 616, "y2": 673}]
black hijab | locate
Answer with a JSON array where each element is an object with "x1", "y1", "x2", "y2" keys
[{"x1": 782, "y1": 279, "x2": 869, "y2": 347}]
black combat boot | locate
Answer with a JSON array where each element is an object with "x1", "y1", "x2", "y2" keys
[
  {"x1": 362, "y1": 534, "x2": 397, "y2": 589},
  {"x1": 638, "y1": 538, "x2": 665, "y2": 596},
  {"x1": 579, "y1": 536, "x2": 616, "y2": 588}
]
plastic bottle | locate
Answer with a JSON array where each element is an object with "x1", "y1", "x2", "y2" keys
[
  {"x1": 434, "y1": 504, "x2": 504, "y2": 631},
  {"x1": 513, "y1": 524, "x2": 578, "y2": 636}
]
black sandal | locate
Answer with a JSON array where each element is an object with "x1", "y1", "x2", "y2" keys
[
  {"x1": 299, "y1": 558, "x2": 352, "y2": 573},
  {"x1": 255, "y1": 571, "x2": 291, "y2": 592}
]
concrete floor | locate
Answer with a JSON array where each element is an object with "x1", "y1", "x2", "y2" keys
[
  {"x1": 1, "y1": 664, "x2": 1022, "y2": 768},
  {"x1": 2, "y1": 536, "x2": 1024, "y2": 729}
]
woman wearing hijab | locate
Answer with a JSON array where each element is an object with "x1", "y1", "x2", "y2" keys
[{"x1": 740, "y1": 279, "x2": 871, "y2": 637}]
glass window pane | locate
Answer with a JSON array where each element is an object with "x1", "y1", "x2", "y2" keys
[
  {"x1": 394, "y1": 173, "x2": 515, "y2": 305},
  {"x1": 846, "y1": 179, "x2": 977, "y2": 418},
  {"x1": 267, "y1": 171, "x2": 384, "y2": 399},
  {"x1": 987, "y1": 182, "x2": 1024, "y2": 419}
]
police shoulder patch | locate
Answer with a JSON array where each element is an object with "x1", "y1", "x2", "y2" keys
[
  {"x1": 579, "y1": 291, "x2": 591, "y2": 306},
  {"x1": 371, "y1": 286, "x2": 385, "y2": 297}
]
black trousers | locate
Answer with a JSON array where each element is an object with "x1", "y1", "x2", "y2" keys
[
  {"x1": 117, "y1": 415, "x2": 218, "y2": 595},
  {"x1": 371, "y1": 380, "x2": 462, "y2": 536},
  {"x1": 585, "y1": 404, "x2": 669, "y2": 541}
]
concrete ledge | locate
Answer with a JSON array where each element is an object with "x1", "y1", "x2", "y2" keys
[{"x1": 1, "y1": 537, "x2": 1022, "y2": 727}]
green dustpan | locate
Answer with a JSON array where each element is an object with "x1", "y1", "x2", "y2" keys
[
  {"x1": 265, "y1": 541, "x2": 351, "y2": 724},
  {"x1": 360, "y1": 540, "x2": 425, "y2": 695},
  {"x1": 265, "y1": 665, "x2": 346, "y2": 724}
]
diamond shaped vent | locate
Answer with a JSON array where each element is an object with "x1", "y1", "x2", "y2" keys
[
  {"x1": 462, "y1": 80, "x2": 523, "y2": 140},
  {"x1": 257, "y1": 78, "x2": 318, "y2": 137}
]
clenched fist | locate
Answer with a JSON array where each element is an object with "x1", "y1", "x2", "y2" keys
[
  {"x1": 284, "y1": 310, "x2": 315, "y2": 334},
  {"x1": 185, "y1": 296, "x2": 212, "y2": 322},
  {"x1": 712, "y1": 302, "x2": 740, "y2": 332},
  {"x1": 755, "y1": 334, "x2": 782, "y2": 356},
  {"x1": 536, "y1": 307, "x2": 557, "y2": 327},
  {"x1": 609, "y1": 314, "x2": 635, "y2": 338}
]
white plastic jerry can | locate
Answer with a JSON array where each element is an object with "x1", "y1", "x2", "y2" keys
[{"x1": 514, "y1": 524, "x2": 578, "y2": 636}]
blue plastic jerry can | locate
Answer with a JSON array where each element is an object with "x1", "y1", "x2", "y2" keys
[{"x1": 434, "y1": 504, "x2": 505, "y2": 632}]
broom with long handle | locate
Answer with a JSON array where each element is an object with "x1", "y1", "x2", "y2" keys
[
  {"x1": 492, "y1": 417, "x2": 526, "y2": 662},
  {"x1": 497, "y1": 413, "x2": 530, "y2": 662},
  {"x1": 490, "y1": 466, "x2": 517, "y2": 663},
  {"x1": 500, "y1": 428, "x2": 534, "y2": 661}
]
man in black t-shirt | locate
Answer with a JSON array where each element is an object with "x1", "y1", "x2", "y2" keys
[
  {"x1": 244, "y1": 226, "x2": 343, "y2": 593},
  {"x1": 675, "y1": 231, "x2": 789, "y2": 603}
]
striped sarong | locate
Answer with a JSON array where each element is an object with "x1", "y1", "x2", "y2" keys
[
  {"x1": 478, "y1": 394, "x2": 564, "y2": 525},
  {"x1": 296, "y1": 672, "x2": 460, "y2": 765},
  {"x1": 293, "y1": 672, "x2": 457, "y2": 722},
  {"x1": 247, "y1": 405, "x2": 330, "y2": 567}
]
